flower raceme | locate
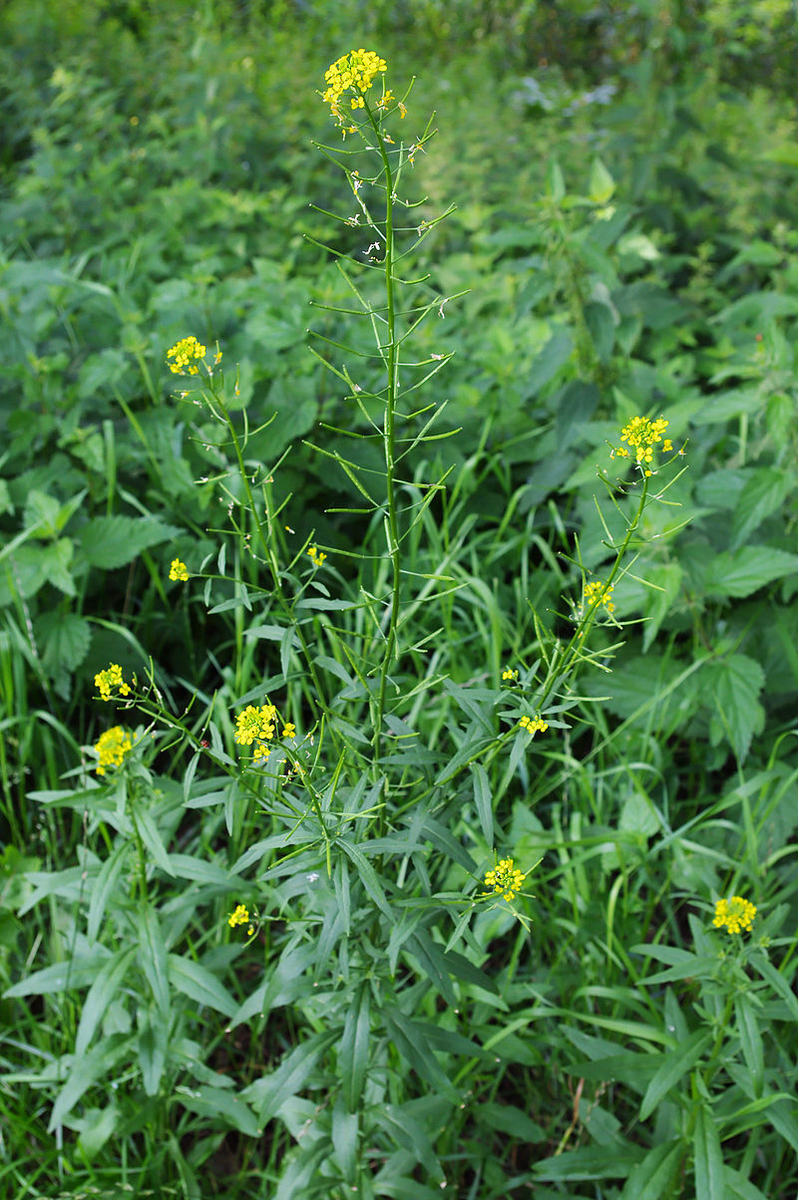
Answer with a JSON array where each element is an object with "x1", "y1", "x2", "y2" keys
[
  {"x1": 94, "y1": 726, "x2": 134, "y2": 775},
  {"x1": 322, "y1": 49, "x2": 387, "y2": 122},
  {"x1": 519, "y1": 714, "x2": 548, "y2": 735},
  {"x1": 713, "y1": 896, "x2": 757, "y2": 934},
  {"x1": 610, "y1": 415, "x2": 675, "y2": 476},
  {"x1": 166, "y1": 335, "x2": 207, "y2": 375},
  {"x1": 169, "y1": 558, "x2": 189, "y2": 582},
  {"x1": 234, "y1": 703, "x2": 297, "y2": 763},
  {"x1": 484, "y1": 858, "x2": 526, "y2": 902},
  {"x1": 94, "y1": 663, "x2": 132, "y2": 702}
]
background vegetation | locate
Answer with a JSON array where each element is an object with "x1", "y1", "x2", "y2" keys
[{"x1": 1, "y1": 1, "x2": 797, "y2": 1197}]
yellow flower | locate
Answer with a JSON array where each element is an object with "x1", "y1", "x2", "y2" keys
[
  {"x1": 322, "y1": 49, "x2": 387, "y2": 123},
  {"x1": 282, "y1": 723, "x2": 296, "y2": 739},
  {"x1": 502, "y1": 667, "x2": 519, "y2": 682},
  {"x1": 308, "y1": 546, "x2": 327, "y2": 565},
  {"x1": 583, "y1": 581, "x2": 615, "y2": 615},
  {"x1": 610, "y1": 415, "x2": 677, "y2": 476},
  {"x1": 713, "y1": 896, "x2": 757, "y2": 934},
  {"x1": 166, "y1": 335, "x2": 207, "y2": 376},
  {"x1": 234, "y1": 703, "x2": 277, "y2": 747},
  {"x1": 228, "y1": 904, "x2": 251, "y2": 931},
  {"x1": 94, "y1": 726, "x2": 134, "y2": 775},
  {"x1": 169, "y1": 558, "x2": 189, "y2": 582},
  {"x1": 484, "y1": 857, "x2": 526, "y2": 902},
  {"x1": 519, "y1": 714, "x2": 548, "y2": 735},
  {"x1": 94, "y1": 663, "x2": 132, "y2": 702}
]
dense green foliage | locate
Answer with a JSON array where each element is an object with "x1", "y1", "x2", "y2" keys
[{"x1": 1, "y1": 2, "x2": 797, "y2": 1197}]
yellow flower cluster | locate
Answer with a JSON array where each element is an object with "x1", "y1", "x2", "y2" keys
[
  {"x1": 228, "y1": 904, "x2": 253, "y2": 935},
  {"x1": 502, "y1": 667, "x2": 519, "y2": 682},
  {"x1": 584, "y1": 581, "x2": 615, "y2": 614},
  {"x1": 94, "y1": 663, "x2": 132, "y2": 702},
  {"x1": 611, "y1": 415, "x2": 674, "y2": 476},
  {"x1": 169, "y1": 558, "x2": 189, "y2": 582},
  {"x1": 322, "y1": 49, "x2": 387, "y2": 121},
  {"x1": 94, "y1": 726, "x2": 134, "y2": 775},
  {"x1": 484, "y1": 858, "x2": 525, "y2": 902},
  {"x1": 713, "y1": 896, "x2": 757, "y2": 934},
  {"x1": 308, "y1": 546, "x2": 327, "y2": 566},
  {"x1": 234, "y1": 704, "x2": 297, "y2": 763},
  {"x1": 519, "y1": 714, "x2": 548, "y2": 735},
  {"x1": 167, "y1": 335, "x2": 207, "y2": 375}
]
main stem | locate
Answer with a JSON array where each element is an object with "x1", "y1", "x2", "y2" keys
[{"x1": 367, "y1": 104, "x2": 402, "y2": 779}]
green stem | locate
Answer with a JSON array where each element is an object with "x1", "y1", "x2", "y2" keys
[{"x1": 363, "y1": 100, "x2": 403, "y2": 781}]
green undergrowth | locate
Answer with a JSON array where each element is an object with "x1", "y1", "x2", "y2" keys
[{"x1": 1, "y1": 3, "x2": 797, "y2": 1198}]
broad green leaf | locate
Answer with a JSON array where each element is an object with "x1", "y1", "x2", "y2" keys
[
  {"x1": 377, "y1": 1104, "x2": 444, "y2": 1182},
  {"x1": 639, "y1": 1031, "x2": 710, "y2": 1120},
  {"x1": 546, "y1": 157, "x2": 565, "y2": 201},
  {"x1": 74, "y1": 947, "x2": 136, "y2": 1056},
  {"x1": 619, "y1": 1140, "x2": 683, "y2": 1200},
  {"x1": 137, "y1": 908, "x2": 171, "y2": 1017},
  {"x1": 705, "y1": 545, "x2": 798, "y2": 600},
  {"x1": 331, "y1": 1099, "x2": 358, "y2": 1183},
  {"x1": 382, "y1": 1007, "x2": 459, "y2": 1101},
  {"x1": 734, "y1": 996, "x2": 764, "y2": 1095},
  {"x1": 527, "y1": 328, "x2": 574, "y2": 396},
  {"x1": 731, "y1": 467, "x2": 792, "y2": 549},
  {"x1": 131, "y1": 804, "x2": 174, "y2": 876},
  {"x1": 694, "y1": 1103, "x2": 724, "y2": 1200},
  {"x1": 4, "y1": 949, "x2": 111, "y2": 997},
  {"x1": 177, "y1": 1084, "x2": 260, "y2": 1136},
  {"x1": 137, "y1": 1011, "x2": 167, "y2": 1096},
  {"x1": 167, "y1": 954, "x2": 237, "y2": 1018},
  {"x1": 48, "y1": 1041, "x2": 128, "y2": 1131},
  {"x1": 339, "y1": 839, "x2": 394, "y2": 921},
  {"x1": 750, "y1": 951, "x2": 798, "y2": 1022},
  {"x1": 245, "y1": 1030, "x2": 338, "y2": 1123},
  {"x1": 76, "y1": 515, "x2": 181, "y2": 570},
  {"x1": 37, "y1": 611, "x2": 91, "y2": 674},
  {"x1": 709, "y1": 653, "x2": 765, "y2": 764},
  {"x1": 481, "y1": 1102, "x2": 545, "y2": 1143},
  {"x1": 589, "y1": 156, "x2": 615, "y2": 203},
  {"x1": 534, "y1": 1144, "x2": 644, "y2": 1180}
]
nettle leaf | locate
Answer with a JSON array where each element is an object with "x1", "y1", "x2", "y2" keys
[
  {"x1": 37, "y1": 610, "x2": 91, "y2": 675},
  {"x1": 731, "y1": 467, "x2": 792, "y2": 549},
  {"x1": 705, "y1": 545, "x2": 798, "y2": 600},
  {"x1": 708, "y1": 653, "x2": 765, "y2": 764},
  {"x1": 76, "y1": 515, "x2": 182, "y2": 570}
]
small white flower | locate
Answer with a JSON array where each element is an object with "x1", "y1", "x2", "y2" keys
[{"x1": 306, "y1": 872, "x2": 320, "y2": 884}]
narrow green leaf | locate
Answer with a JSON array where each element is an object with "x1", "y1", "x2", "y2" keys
[
  {"x1": 640, "y1": 1031, "x2": 711, "y2": 1121},
  {"x1": 177, "y1": 1084, "x2": 260, "y2": 1136},
  {"x1": 340, "y1": 982, "x2": 370, "y2": 1113},
  {"x1": 246, "y1": 1030, "x2": 338, "y2": 1124},
  {"x1": 619, "y1": 1140, "x2": 683, "y2": 1200},
  {"x1": 750, "y1": 952, "x2": 798, "y2": 1022},
  {"x1": 383, "y1": 1007, "x2": 459, "y2": 1101},
  {"x1": 137, "y1": 908, "x2": 171, "y2": 1017},
  {"x1": 338, "y1": 839, "x2": 394, "y2": 921},
  {"x1": 167, "y1": 954, "x2": 237, "y2": 1018},
  {"x1": 734, "y1": 996, "x2": 764, "y2": 1096},
  {"x1": 74, "y1": 947, "x2": 136, "y2": 1057},
  {"x1": 87, "y1": 840, "x2": 131, "y2": 942},
  {"x1": 331, "y1": 1099, "x2": 358, "y2": 1183},
  {"x1": 137, "y1": 1011, "x2": 167, "y2": 1096},
  {"x1": 377, "y1": 1104, "x2": 444, "y2": 1182},
  {"x1": 132, "y1": 805, "x2": 174, "y2": 876},
  {"x1": 407, "y1": 931, "x2": 457, "y2": 1005},
  {"x1": 48, "y1": 1042, "x2": 128, "y2": 1131},
  {"x1": 471, "y1": 763, "x2": 494, "y2": 849},
  {"x1": 694, "y1": 1104, "x2": 724, "y2": 1200}
]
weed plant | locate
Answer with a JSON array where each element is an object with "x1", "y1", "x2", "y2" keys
[{"x1": 1, "y1": 8, "x2": 798, "y2": 1200}]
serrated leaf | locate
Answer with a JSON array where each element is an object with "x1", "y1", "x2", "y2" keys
[
  {"x1": 705, "y1": 545, "x2": 798, "y2": 600},
  {"x1": 77, "y1": 515, "x2": 181, "y2": 570},
  {"x1": 731, "y1": 468, "x2": 792, "y2": 549},
  {"x1": 36, "y1": 610, "x2": 92, "y2": 675},
  {"x1": 709, "y1": 653, "x2": 765, "y2": 764}
]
